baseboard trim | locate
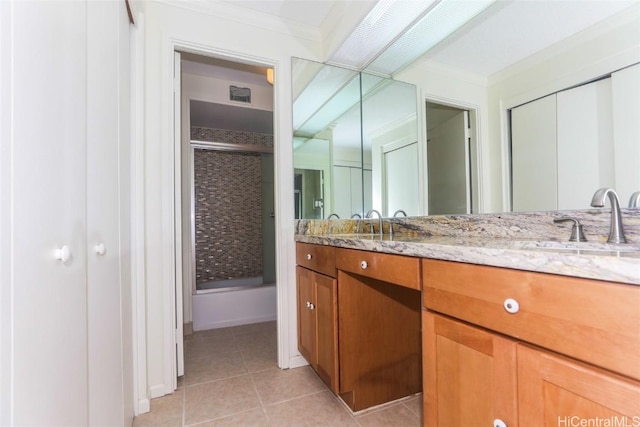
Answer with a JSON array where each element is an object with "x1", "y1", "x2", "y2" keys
[
  {"x1": 136, "y1": 398, "x2": 150, "y2": 415},
  {"x1": 149, "y1": 384, "x2": 166, "y2": 399},
  {"x1": 288, "y1": 354, "x2": 310, "y2": 369}
]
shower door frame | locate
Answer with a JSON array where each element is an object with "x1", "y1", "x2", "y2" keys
[{"x1": 189, "y1": 140, "x2": 275, "y2": 295}]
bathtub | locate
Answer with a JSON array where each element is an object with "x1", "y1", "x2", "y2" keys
[{"x1": 192, "y1": 278, "x2": 277, "y2": 331}]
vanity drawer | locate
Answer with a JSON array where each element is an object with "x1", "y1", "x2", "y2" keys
[
  {"x1": 422, "y1": 258, "x2": 640, "y2": 380},
  {"x1": 296, "y1": 242, "x2": 336, "y2": 277},
  {"x1": 336, "y1": 248, "x2": 421, "y2": 290}
]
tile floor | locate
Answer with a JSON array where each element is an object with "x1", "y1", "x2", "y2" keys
[{"x1": 133, "y1": 321, "x2": 422, "y2": 426}]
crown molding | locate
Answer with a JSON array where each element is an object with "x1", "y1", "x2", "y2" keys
[{"x1": 156, "y1": 0, "x2": 323, "y2": 43}]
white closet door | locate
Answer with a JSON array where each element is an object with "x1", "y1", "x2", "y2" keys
[
  {"x1": 511, "y1": 94, "x2": 558, "y2": 211},
  {"x1": 87, "y1": 1, "x2": 126, "y2": 423},
  {"x1": 557, "y1": 79, "x2": 614, "y2": 210},
  {"x1": 612, "y1": 64, "x2": 640, "y2": 202},
  {"x1": 5, "y1": 2, "x2": 89, "y2": 424}
]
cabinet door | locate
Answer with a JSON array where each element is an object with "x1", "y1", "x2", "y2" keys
[
  {"x1": 339, "y1": 270, "x2": 422, "y2": 411},
  {"x1": 296, "y1": 266, "x2": 316, "y2": 367},
  {"x1": 423, "y1": 312, "x2": 518, "y2": 427},
  {"x1": 315, "y1": 273, "x2": 338, "y2": 394},
  {"x1": 518, "y1": 344, "x2": 640, "y2": 427}
]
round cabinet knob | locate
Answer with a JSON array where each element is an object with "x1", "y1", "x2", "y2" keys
[
  {"x1": 493, "y1": 419, "x2": 508, "y2": 427},
  {"x1": 95, "y1": 243, "x2": 106, "y2": 256},
  {"x1": 54, "y1": 246, "x2": 71, "y2": 263},
  {"x1": 306, "y1": 301, "x2": 311, "y2": 308},
  {"x1": 503, "y1": 298, "x2": 520, "y2": 314},
  {"x1": 306, "y1": 253, "x2": 312, "y2": 260},
  {"x1": 360, "y1": 260, "x2": 368, "y2": 269},
  {"x1": 309, "y1": 303, "x2": 315, "y2": 310}
]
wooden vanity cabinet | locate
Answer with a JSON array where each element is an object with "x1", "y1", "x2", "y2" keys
[
  {"x1": 422, "y1": 258, "x2": 640, "y2": 427},
  {"x1": 336, "y1": 247, "x2": 422, "y2": 412},
  {"x1": 296, "y1": 243, "x2": 338, "y2": 393}
]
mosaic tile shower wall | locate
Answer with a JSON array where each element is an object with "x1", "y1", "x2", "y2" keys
[{"x1": 194, "y1": 148, "x2": 264, "y2": 285}]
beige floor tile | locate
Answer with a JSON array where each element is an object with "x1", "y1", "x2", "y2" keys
[
  {"x1": 184, "y1": 333, "x2": 239, "y2": 361},
  {"x1": 264, "y1": 391, "x2": 357, "y2": 426},
  {"x1": 229, "y1": 321, "x2": 276, "y2": 337},
  {"x1": 191, "y1": 326, "x2": 233, "y2": 340},
  {"x1": 233, "y1": 330, "x2": 277, "y2": 352},
  {"x1": 252, "y1": 366, "x2": 327, "y2": 405},
  {"x1": 189, "y1": 408, "x2": 270, "y2": 427},
  {"x1": 403, "y1": 394, "x2": 423, "y2": 419},
  {"x1": 184, "y1": 350, "x2": 248, "y2": 386},
  {"x1": 184, "y1": 375, "x2": 261, "y2": 425},
  {"x1": 241, "y1": 344, "x2": 278, "y2": 373},
  {"x1": 355, "y1": 402, "x2": 420, "y2": 427},
  {"x1": 133, "y1": 389, "x2": 184, "y2": 427}
]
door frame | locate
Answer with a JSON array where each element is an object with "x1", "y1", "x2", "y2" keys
[{"x1": 163, "y1": 39, "x2": 284, "y2": 392}]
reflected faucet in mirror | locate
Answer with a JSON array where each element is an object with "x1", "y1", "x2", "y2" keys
[
  {"x1": 629, "y1": 191, "x2": 640, "y2": 208},
  {"x1": 327, "y1": 213, "x2": 340, "y2": 219},
  {"x1": 390, "y1": 209, "x2": 408, "y2": 239},
  {"x1": 365, "y1": 209, "x2": 383, "y2": 238}
]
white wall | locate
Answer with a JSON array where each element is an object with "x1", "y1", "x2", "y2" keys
[{"x1": 138, "y1": 0, "x2": 325, "y2": 401}]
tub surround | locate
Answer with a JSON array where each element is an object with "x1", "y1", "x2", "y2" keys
[{"x1": 295, "y1": 209, "x2": 640, "y2": 285}]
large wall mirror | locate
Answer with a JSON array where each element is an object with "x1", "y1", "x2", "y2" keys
[
  {"x1": 293, "y1": 1, "x2": 640, "y2": 218},
  {"x1": 292, "y1": 58, "x2": 419, "y2": 219}
]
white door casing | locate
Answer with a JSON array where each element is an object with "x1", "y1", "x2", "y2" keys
[{"x1": 174, "y1": 51, "x2": 185, "y2": 379}]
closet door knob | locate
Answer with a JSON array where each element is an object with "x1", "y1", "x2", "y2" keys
[
  {"x1": 54, "y1": 246, "x2": 71, "y2": 263},
  {"x1": 308, "y1": 303, "x2": 315, "y2": 310},
  {"x1": 95, "y1": 243, "x2": 106, "y2": 256}
]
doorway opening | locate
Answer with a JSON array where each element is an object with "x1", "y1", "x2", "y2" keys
[
  {"x1": 425, "y1": 100, "x2": 479, "y2": 215},
  {"x1": 177, "y1": 51, "x2": 277, "y2": 380}
]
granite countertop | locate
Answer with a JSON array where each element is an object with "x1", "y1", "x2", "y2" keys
[{"x1": 295, "y1": 233, "x2": 640, "y2": 285}]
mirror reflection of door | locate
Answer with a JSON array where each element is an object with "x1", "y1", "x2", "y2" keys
[
  {"x1": 426, "y1": 101, "x2": 471, "y2": 215},
  {"x1": 294, "y1": 168, "x2": 324, "y2": 219}
]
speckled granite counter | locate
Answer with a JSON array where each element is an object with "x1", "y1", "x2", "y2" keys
[{"x1": 295, "y1": 209, "x2": 640, "y2": 285}]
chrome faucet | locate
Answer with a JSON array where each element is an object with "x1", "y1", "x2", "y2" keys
[
  {"x1": 390, "y1": 210, "x2": 407, "y2": 238},
  {"x1": 365, "y1": 209, "x2": 383, "y2": 238},
  {"x1": 590, "y1": 188, "x2": 627, "y2": 243},
  {"x1": 629, "y1": 191, "x2": 640, "y2": 208},
  {"x1": 327, "y1": 213, "x2": 340, "y2": 219}
]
